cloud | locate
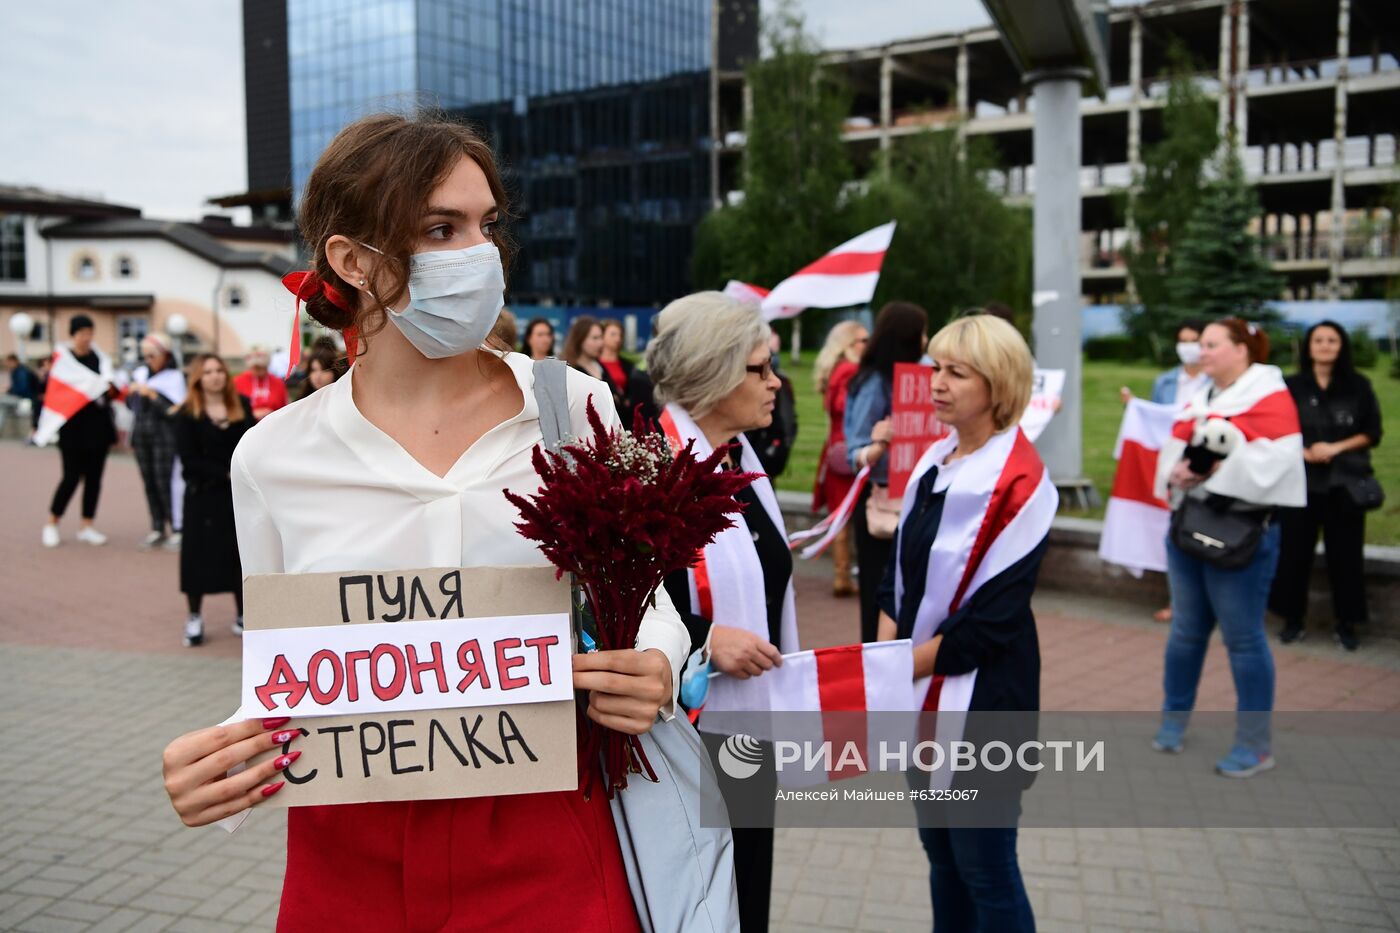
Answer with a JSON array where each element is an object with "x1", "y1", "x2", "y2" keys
[
  {"x1": 791, "y1": 0, "x2": 991, "y2": 48},
  {"x1": 0, "y1": 0, "x2": 246, "y2": 219},
  {"x1": 1, "y1": 0, "x2": 1139, "y2": 220}
]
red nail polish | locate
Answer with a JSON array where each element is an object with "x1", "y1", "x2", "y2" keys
[
  {"x1": 262, "y1": 717, "x2": 291, "y2": 730},
  {"x1": 271, "y1": 730, "x2": 298, "y2": 745},
  {"x1": 261, "y1": 781, "x2": 285, "y2": 798},
  {"x1": 274, "y1": 751, "x2": 302, "y2": 770}
]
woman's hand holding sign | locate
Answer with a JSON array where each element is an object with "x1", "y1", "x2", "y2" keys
[
  {"x1": 162, "y1": 717, "x2": 301, "y2": 827},
  {"x1": 573, "y1": 648, "x2": 672, "y2": 734}
]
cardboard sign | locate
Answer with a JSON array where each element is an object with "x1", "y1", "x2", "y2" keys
[
  {"x1": 888, "y1": 364, "x2": 1067, "y2": 495},
  {"x1": 242, "y1": 614, "x2": 571, "y2": 717},
  {"x1": 242, "y1": 566, "x2": 578, "y2": 808},
  {"x1": 888, "y1": 363, "x2": 949, "y2": 498},
  {"x1": 1021, "y1": 368, "x2": 1065, "y2": 442}
]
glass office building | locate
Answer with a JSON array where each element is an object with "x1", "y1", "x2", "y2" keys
[
  {"x1": 271, "y1": 0, "x2": 755, "y2": 307},
  {"x1": 288, "y1": 0, "x2": 711, "y2": 200}
]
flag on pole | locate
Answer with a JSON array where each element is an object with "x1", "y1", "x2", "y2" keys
[
  {"x1": 698, "y1": 640, "x2": 914, "y2": 786},
  {"x1": 1098, "y1": 398, "x2": 1177, "y2": 575},
  {"x1": 758, "y1": 222, "x2": 896, "y2": 321},
  {"x1": 32, "y1": 347, "x2": 117, "y2": 447}
]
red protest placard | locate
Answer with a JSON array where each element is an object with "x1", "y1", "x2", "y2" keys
[{"x1": 887, "y1": 362, "x2": 948, "y2": 498}]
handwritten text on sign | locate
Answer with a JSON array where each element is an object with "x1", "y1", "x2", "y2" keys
[
  {"x1": 888, "y1": 363, "x2": 949, "y2": 498},
  {"x1": 242, "y1": 613, "x2": 572, "y2": 718},
  {"x1": 1019, "y1": 368, "x2": 1065, "y2": 443}
]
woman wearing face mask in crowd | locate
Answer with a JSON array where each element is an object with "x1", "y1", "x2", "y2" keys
[
  {"x1": 1121, "y1": 320, "x2": 1212, "y2": 623},
  {"x1": 1120, "y1": 320, "x2": 1212, "y2": 408},
  {"x1": 158, "y1": 113, "x2": 691, "y2": 931}
]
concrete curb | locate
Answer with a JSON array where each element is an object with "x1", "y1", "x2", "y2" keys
[{"x1": 776, "y1": 489, "x2": 1400, "y2": 638}]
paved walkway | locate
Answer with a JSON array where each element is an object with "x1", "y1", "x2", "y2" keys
[{"x1": 1, "y1": 441, "x2": 1397, "y2": 932}]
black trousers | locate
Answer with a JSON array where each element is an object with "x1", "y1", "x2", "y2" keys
[
  {"x1": 50, "y1": 445, "x2": 108, "y2": 520},
  {"x1": 853, "y1": 482, "x2": 894, "y2": 643},
  {"x1": 701, "y1": 732, "x2": 776, "y2": 931},
  {"x1": 187, "y1": 590, "x2": 244, "y2": 616},
  {"x1": 1269, "y1": 487, "x2": 1368, "y2": 625}
]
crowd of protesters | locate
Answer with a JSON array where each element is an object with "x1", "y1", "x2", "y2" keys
[{"x1": 10, "y1": 212, "x2": 1386, "y2": 933}]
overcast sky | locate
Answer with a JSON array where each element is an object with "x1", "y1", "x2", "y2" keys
[{"x1": 0, "y1": 0, "x2": 997, "y2": 220}]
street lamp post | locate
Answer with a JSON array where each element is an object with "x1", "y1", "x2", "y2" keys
[
  {"x1": 9, "y1": 312, "x2": 35, "y2": 365},
  {"x1": 982, "y1": 0, "x2": 1109, "y2": 501},
  {"x1": 165, "y1": 313, "x2": 189, "y2": 369}
]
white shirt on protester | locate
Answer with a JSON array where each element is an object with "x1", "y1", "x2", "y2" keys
[
  {"x1": 230, "y1": 350, "x2": 689, "y2": 714},
  {"x1": 1175, "y1": 370, "x2": 1209, "y2": 406}
]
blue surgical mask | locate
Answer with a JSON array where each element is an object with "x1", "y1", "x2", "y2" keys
[
  {"x1": 679, "y1": 645, "x2": 712, "y2": 711},
  {"x1": 361, "y1": 241, "x2": 505, "y2": 359}
]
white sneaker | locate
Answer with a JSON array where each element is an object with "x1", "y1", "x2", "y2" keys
[
  {"x1": 41, "y1": 524, "x2": 60, "y2": 548},
  {"x1": 232, "y1": 617, "x2": 244, "y2": 637},
  {"x1": 76, "y1": 527, "x2": 108, "y2": 546},
  {"x1": 183, "y1": 614, "x2": 204, "y2": 647},
  {"x1": 163, "y1": 532, "x2": 182, "y2": 551},
  {"x1": 141, "y1": 531, "x2": 166, "y2": 549}
]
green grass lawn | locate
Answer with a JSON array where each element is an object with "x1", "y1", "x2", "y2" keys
[{"x1": 773, "y1": 353, "x2": 1400, "y2": 546}]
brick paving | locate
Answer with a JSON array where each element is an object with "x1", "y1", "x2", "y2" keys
[{"x1": 2, "y1": 440, "x2": 1398, "y2": 931}]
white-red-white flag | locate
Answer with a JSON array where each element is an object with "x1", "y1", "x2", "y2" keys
[
  {"x1": 722, "y1": 280, "x2": 768, "y2": 305},
  {"x1": 759, "y1": 222, "x2": 896, "y2": 321},
  {"x1": 1098, "y1": 398, "x2": 1177, "y2": 575},
  {"x1": 1153, "y1": 364, "x2": 1306, "y2": 509},
  {"x1": 698, "y1": 640, "x2": 914, "y2": 785},
  {"x1": 32, "y1": 347, "x2": 116, "y2": 447}
]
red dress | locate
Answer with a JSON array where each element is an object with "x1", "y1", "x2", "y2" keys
[
  {"x1": 278, "y1": 790, "x2": 641, "y2": 932},
  {"x1": 812, "y1": 359, "x2": 859, "y2": 514}
]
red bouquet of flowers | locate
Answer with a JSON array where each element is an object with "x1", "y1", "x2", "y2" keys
[{"x1": 504, "y1": 400, "x2": 757, "y2": 795}]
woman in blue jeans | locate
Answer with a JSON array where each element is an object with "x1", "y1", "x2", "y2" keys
[
  {"x1": 1152, "y1": 318, "x2": 1306, "y2": 778},
  {"x1": 879, "y1": 314, "x2": 1057, "y2": 933}
]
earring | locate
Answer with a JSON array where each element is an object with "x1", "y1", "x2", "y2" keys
[{"x1": 358, "y1": 279, "x2": 365, "y2": 286}]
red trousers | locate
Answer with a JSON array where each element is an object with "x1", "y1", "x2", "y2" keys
[{"x1": 277, "y1": 790, "x2": 641, "y2": 932}]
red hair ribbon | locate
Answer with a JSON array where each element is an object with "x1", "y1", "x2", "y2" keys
[{"x1": 281, "y1": 271, "x2": 358, "y2": 376}]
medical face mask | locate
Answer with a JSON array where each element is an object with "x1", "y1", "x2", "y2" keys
[
  {"x1": 1176, "y1": 341, "x2": 1202, "y2": 366},
  {"x1": 361, "y1": 241, "x2": 505, "y2": 359}
]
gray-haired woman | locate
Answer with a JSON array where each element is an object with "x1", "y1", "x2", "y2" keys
[{"x1": 648, "y1": 291, "x2": 797, "y2": 933}]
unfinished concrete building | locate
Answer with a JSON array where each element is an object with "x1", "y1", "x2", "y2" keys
[{"x1": 715, "y1": 0, "x2": 1400, "y2": 303}]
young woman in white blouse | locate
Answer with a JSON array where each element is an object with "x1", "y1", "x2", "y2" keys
[{"x1": 159, "y1": 113, "x2": 688, "y2": 931}]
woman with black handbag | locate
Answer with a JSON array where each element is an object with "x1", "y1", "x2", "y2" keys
[
  {"x1": 1269, "y1": 321, "x2": 1383, "y2": 650},
  {"x1": 1152, "y1": 319, "x2": 1306, "y2": 779}
]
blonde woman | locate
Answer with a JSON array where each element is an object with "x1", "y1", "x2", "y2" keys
[
  {"x1": 172, "y1": 354, "x2": 253, "y2": 647},
  {"x1": 812, "y1": 320, "x2": 869, "y2": 596},
  {"x1": 877, "y1": 313, "x2": 1055, "y2": 933}
]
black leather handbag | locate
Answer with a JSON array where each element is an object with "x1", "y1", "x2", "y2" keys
[
  {"x1": 1341, "y1": 475, "x2": 1386, "y2": 511},
  {"x1": 1169, "y1": 496, "x2": 1271, "y2": 570},
  {"x1": 1331, "y1": 459, "x2": 1386, "y2": 512}
]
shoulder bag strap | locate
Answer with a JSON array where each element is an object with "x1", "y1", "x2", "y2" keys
[{"x1": 532, "y1": 358, "x2": 570, "y2": 453}]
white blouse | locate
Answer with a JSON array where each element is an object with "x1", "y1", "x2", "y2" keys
[{"x1": 230, "y1": 351, "x2": 689, "y2": 712}]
